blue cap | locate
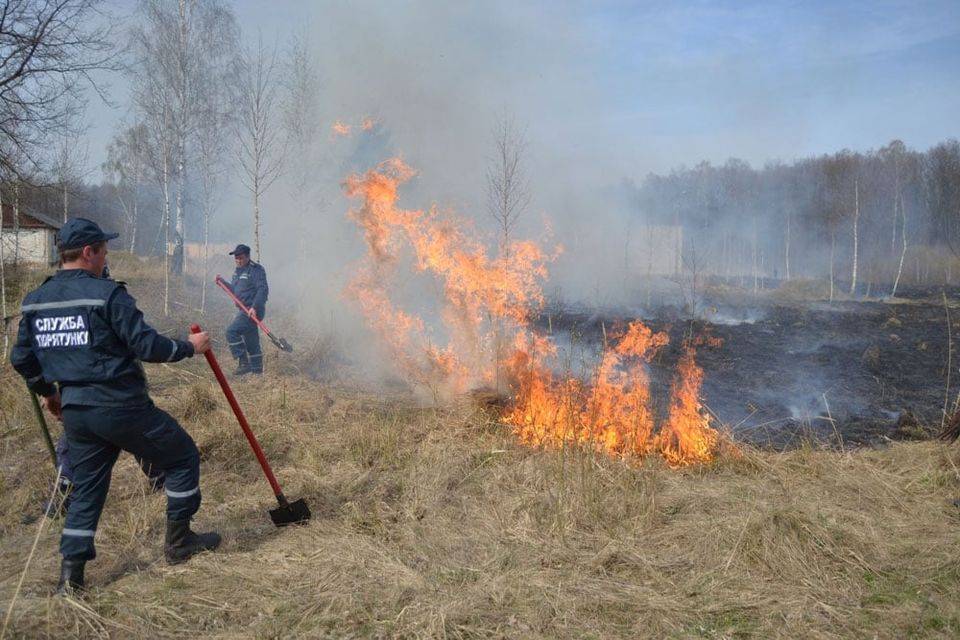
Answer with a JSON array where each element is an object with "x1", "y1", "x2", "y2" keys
[
  {"x1": 229, "y1": 244, "x2": 251, "y2": 256},
  {"x1": 57, "y1": 217, "x2": 119, "y2": 250}
]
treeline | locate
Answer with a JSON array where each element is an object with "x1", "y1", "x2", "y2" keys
[{"x1": 633, "y1": 139, "x2": 960, "y2": 296}]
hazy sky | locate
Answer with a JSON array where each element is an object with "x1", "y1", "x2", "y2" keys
[{"x1": 87, "y1": 0, "x2": 959, "y2": 186}]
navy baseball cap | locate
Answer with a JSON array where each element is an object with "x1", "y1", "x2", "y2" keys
[
  {"x1": 229, "y1": 244, "x2": 251, "y2": 256},
  {"x1": 57, "y1": 218, "x2": 119, "y2": 250}
]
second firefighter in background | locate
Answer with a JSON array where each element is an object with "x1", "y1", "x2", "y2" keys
[{"x1": 225, "y1": 244, "x2": 269, "y2": 375}]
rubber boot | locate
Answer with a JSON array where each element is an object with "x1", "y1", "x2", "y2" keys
[
  {"x1": 164, "y1": 519, "x2": 221, "y2": 565},
  {"x1": 233, "y1": 354, "x2": 251, "y2": 376},
  {"x1": 56, "y1": 558, "x2": 85, "y2": 595}
]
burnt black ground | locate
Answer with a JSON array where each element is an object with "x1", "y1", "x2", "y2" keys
[{"x1": 538, "y1": 291, "x2": 957, "y2": 449}]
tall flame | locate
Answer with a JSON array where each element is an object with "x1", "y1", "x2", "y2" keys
[{"x1": 343, "y1": 158, "x2": 725, "y2": 466}]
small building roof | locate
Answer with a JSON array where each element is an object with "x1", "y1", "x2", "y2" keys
[{"x1": 1, "y1": 202, "x2": 63, "y2": 230}]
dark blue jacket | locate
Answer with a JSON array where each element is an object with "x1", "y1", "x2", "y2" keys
[
  {"x1": 230, "y1": 262, "x2": 268, "y2": 313},
  {"x1": 10, "y1": 269, "x2": 195, "y2": 407}
]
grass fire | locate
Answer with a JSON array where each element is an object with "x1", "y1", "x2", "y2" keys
[{"x1": 2, "y1": 1, "x2": 960, "y2": 639}]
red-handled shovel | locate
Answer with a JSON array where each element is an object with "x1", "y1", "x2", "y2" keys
[
  {"x1": 215, "y1": 276, "x2": 293, "y2": 352},
  {"x1": 191, "y1": 324, "x2": 310, "y2": 527}
]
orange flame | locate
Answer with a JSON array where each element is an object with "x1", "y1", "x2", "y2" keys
[
  {"x1": 657, "y1": 344, "x2": 718, "y2": 466},
  {"x1": 343, "y1": 159, "x2": 725, "y2": 466},
  {"x1": 331, "y1": 120, "x2": 352, "y2": 137}
]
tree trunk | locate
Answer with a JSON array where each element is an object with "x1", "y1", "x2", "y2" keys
[
  {"x1": 0, "y1": 186, "x2": 7, "y2": 354},
  {"x1": 253, "y1": 173, "x2": 261, "y2": 261},
  {"x1": 752, "y1": 218, "x2": 759, "y2": 294},
  {"x1": 13, "y1": 183, "x2": 20, "y2": 266},
  {"x1": 62, "y1": 183, "x2": 68, "y2": 223},
  {"x1": 849, "y1": 177, "x2": 860, "y2": 295},
  {"x1": 162, "y1": 156, "x2": 171, "y2": 316},
  {"x1": 201, "y1": 204, "x2": 210, "y2": 313},
  {"x1": 891, "y1": 170, "x2": 899, "y2": 253},
  {"x1": 173, "y1": 142, "x2": 185, "y2": 275},
  {"x1": 172, "y1": 0, "x2": 188, "y2": 277},
  {"x1": 129, "y1": 195, "x2": 139, "y2": 253},
  {"x1": 891, "y1": 192, "x2": 907, "y2": 297},
  {"x1": 829, "y1": 230, "x2": 836, "y2": 302},
  {"x1": 784, "y1": 212, "x2": 791, "y2": 281}
]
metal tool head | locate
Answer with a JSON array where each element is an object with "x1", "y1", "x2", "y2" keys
[
  {"x1": 269, "y1": 497, "x2": 311, "y2": 527},
  {"x1": 269, "y1": 334, "x2": 294, "y2": 352}
]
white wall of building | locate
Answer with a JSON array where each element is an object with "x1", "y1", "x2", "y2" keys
[{"x1": 1, "y1": 228, "x2": 55, "y2": 264}]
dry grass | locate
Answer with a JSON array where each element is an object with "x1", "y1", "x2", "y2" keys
[{"x1": 1, "y1": 265, "x2": 960, "y2": 638}]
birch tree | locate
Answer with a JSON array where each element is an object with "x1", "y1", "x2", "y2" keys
[
  {"x1": 51, "y1": 109, "x2": 90, "y2": 222},
  {"x1": 236, "y1": 35, "x2": 285, "y2": 261},
  {"x1": 194, "y1": 72, "x2": 236, "y2": 310},
  {"x1": 131, "y1": 0, "x2": 238, "y2": 275},
  {"x1": 281, "y1": 32, "x2": 322, "y2": 264}
]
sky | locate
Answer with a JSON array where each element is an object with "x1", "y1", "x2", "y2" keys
[{"x1": 87, "y1": 0, "x2": 960, "y2": 183}]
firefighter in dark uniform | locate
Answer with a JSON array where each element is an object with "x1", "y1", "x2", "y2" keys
[
  {"x1": 10, "y1": 218, "x2": 221, "y2": 594},
  {"x1": 225, "y1": 244, "x2": 269, "y2": 375},
  {"x1": 41, "y1": 263, "x2": 166, "y2": 519}
]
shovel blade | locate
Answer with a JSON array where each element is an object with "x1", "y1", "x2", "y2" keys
[
  {"x1": 269, "y1": 497, "x2": 311, "y2": 527},
  {"x1": 269, "y1": 334, "x2": 294, "y2": 352}
]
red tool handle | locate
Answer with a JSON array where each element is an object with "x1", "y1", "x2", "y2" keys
[
  {"x1": 215, "y1": 276, "x2": 271, "y2": 335},
  {"x1": 191, "y1": 323, "x2": 284, "y2": 498}
]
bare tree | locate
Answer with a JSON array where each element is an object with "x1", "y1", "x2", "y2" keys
[
  {"x1": 0, "y1": 0, "x2": 116, "y2": 176},
  {"x1": 484, "y1": 112, "x2": 531, "y2": 392},
  {"x1": 281, "y1": 31, "x2": 322, "y2": 264},
  {"x1": 849, "y1": 175, "x2": 860, "y2": 295},
  {"x1": 194, "y1": 66, "x2": 236, "y2": 311},
  {"x1": 0, "y1": 182, "x2": 7, "y2": 353},
  {"x1": 236, "y1": 35, "x2": 285, "y2": 261},
  {"x1": 134, "y1": 72, "x2": 175, "y2": 314},
  {"x1": 130, "y1": 0, "x2": 238, "y2": 275},
  {"x1": 486, "y1": 112, "x2": 531, "y2": 254},
  {"x1": 103, "y1": 122, "x2": 150, "y2": 252},
  {"x1": 882, "y1": 140, "x2": 917, "y2": 298},
  {"x1": 51, "y1": 107, "x2": 90, "y2": 222}
]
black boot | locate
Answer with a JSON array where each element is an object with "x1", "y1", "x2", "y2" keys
[
  {"x1": 56, "y1": 558, "x2": 85, "y2": 595},
  {"x1": 164, "y1": 519, "x2": 221, "y2": 565},
  {"x1": 233, "y1": 355, "x2": 251, "y2": 376}
]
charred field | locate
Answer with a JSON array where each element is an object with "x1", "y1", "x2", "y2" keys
[{"x1": 540, "y1": 285, "x2": 958, "y2": 451}]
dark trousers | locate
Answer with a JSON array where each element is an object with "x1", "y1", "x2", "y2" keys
[
  {"x1": 226, "y1": 308, "x2": 264, "y2": 371},
  {"x1": 60, "y1": 403, "x2": 202, "y2": 561},
  {"x1": 55, "y1": 433, "x2": 165, "y2": 487}
]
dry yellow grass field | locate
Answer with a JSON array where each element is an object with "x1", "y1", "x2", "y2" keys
[{"x1": 1, "y1": 261, "x2": 960, "y2": 639}]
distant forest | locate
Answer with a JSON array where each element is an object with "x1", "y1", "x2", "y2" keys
[
  {"x1": 9, "y1": 137, "x2": 960, "y2": 298},
  {"x1": 630, "y1": 139, "x2": 960, "y2": 295}
]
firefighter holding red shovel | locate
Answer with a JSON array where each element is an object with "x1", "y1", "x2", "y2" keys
[
  {"x1": 10, "y1": 218, "x2": 222, "y2": 594},
  {"x1": 224, "y1": 244, "x2": 269, "y2": 376}
]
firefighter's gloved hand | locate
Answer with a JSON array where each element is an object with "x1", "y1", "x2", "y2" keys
[
  {"x1": 247, "y1": 308, "x2": 258, "y2": 321},
  {"x1": 43, "y1": 391, "x2": 63, "y2": 420}
]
